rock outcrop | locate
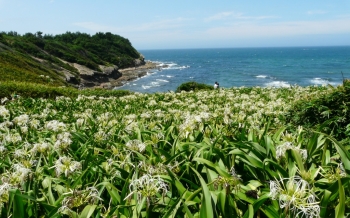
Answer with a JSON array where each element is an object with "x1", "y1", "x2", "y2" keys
[
  {"x1": 34, "y1": 56, "x2": 156, "y2": 89},
  {"x1": 77, "y1": 64, "x2": 122, "y2": 87},
  {"x1": 73, "y1": 59, "x2": 158, "y2": 89}
]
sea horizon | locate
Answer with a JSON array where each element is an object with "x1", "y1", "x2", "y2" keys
[{"x1": 138, "y1": 45, "x2": 350, "y2": 51}]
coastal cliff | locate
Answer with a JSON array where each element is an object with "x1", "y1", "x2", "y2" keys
[{"x1": 0, "y1": 31, "x2": 154, "y2": 89}]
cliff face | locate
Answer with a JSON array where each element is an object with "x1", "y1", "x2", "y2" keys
[
  {"x1": 68, "y1": 59, "x2": 153, "y2": 89},
  {"x1": 75, "y1": 64, "x2": 122, "y2": 87},
  {"x1": 29, "y1": 54, "x2": 147, "y2": 88}
]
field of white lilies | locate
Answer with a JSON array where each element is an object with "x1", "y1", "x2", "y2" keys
[{"x1": 0, "y1": 86, "x2": 349, "y2": 218}]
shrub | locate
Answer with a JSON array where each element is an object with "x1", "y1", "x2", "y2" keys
[
  {"x1": 286, "y1": 80, "x2": 350, "y2": 140},
  {"x1": 176, "y1": 81, "x2": 214, "y2": 92}
]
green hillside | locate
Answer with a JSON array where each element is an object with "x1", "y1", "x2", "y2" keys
[{"x1": 0, "y1": 31, "x2": 143, "y2": 86}]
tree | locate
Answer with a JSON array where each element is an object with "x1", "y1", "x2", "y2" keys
[{"x1": 36, "y1": 31, "x2": 43, "y2": 38}]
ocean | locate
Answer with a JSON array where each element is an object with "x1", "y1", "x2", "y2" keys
[{"x1": 114, "y1": 46, "x2": 350, "y2": 93}]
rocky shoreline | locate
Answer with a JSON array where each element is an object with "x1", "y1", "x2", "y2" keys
[
  {"x1": 107, "y1": 61, "x2": 159, "y2": 89},
  {"x1": 70, "y1": 61, "x2": 160, "y2": 90}
]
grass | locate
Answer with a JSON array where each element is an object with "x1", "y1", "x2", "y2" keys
[{"x1": 0, "y1": 81, "x2": 133, "y2": 99}]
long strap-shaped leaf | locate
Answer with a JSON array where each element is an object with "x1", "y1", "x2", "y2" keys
[
  {"x1": 190, "y1": 167, "x2": 214, "y2": 218},
  {"x1": 318, "y1": 131, "x2": 350, "y2": 173},
  {"x1": 335, "y1": 179, "x2": 345, "y2": 218}
]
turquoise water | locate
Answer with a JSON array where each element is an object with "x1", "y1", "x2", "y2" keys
[{"x1": 115, "y1": 46, "x2": 350, "y2": 93}]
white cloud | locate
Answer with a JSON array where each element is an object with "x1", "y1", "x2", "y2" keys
[
  {"x1": 72, "y1": 22, "x2": 115, "y2": 32},
  {"x1": 73, "y1": 17, "x2": 190, "y2": 33},
  {"x1": 205, "y1": 12, "x2": 240, "y2": 21},
  {"x1": 205, "y1": 11, "x2": 277, "y2": 22},
  {"x1": 72, "y1": 16, "x2": 350, "y2": 49},
  {"x1": 307, "y1": 10, "x2": 327, "y2": 15},
  {"x1": 205, "y1": 18, "x2": 350, "y2": 39}
]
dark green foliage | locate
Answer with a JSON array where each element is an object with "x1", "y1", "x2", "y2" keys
[
  {"x1": 49, "y1": 31, "x2": 141, "y2": 69},
  {"x1": 286, "y1": 80, "x2": 350, "y2": 140},
  {"x1": 176, "y1": 81, "x2": 214, "y2": 92},
  {"x1": 0, "y1": 81, "x2": 132, "y2": 99},
  {"x1": 0, "y1": 31, "x2": 142, "y2": 86}
]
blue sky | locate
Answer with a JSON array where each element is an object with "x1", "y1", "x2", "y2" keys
[{"x1": 1, "y1": 0, "x2": 349, "y2": 50}]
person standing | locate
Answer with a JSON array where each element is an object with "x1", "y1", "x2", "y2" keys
[{"x1": 214, "y1": 81, "x2": 219, "y2": 89}]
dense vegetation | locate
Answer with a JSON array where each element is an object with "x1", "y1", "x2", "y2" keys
[
  {"x1": 176, "y1": 81, "x2": 214, "y2": 92},
  {"x1": 0, "y1": 43, "x2": 69, "y2": 87},
  {"x1": 287, "y1": 80, "x2": 350, "y2": 141},
  {"x1": 0, "y1": 81, "x2": 132, "y2": 99},
  {"x1": 0, "y1": 31, "x2": 143, "y2": 86},
  {"x1": 0, "y1": 83, "x2": 349, "y2": 217}
]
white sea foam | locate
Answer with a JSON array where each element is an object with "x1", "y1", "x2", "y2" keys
[
  {"x1": 142, "y1": 79, "x2": 167, "y2": 89},
  {"x1": 310, "y1": 78, "x2": 339, "y2": 86},
  {"x1": 156, "y1": 79, "x2": 169, "y2": 82},
  {"x1": 166, "y1": 65, "x2": 189, "y2": 70},
  {"x1": 265, "y1": 81, "x2": 290, "y2": 88},
  {"x1": 310, "y1": 78, "x2": 329, "y2": 85},
  {"x1": 256, "y1": 75, "x2": 268, "y2": 78},
  {"x1": 142, "y1": 85, "x2": 152, "y2": 89},
  {"x1": 160, "y1": 75, "x2": 174, "y2": 78},
  {"x1": 157, "y1": 61, "x2": 190, "y2": 70}
]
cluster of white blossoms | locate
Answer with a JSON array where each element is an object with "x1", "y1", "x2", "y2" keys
[
  {"x1": 126, "y1": 139, "x2": 146, "y2": 153},
  {"x1": 138, "y1": 160, "x2": 181, "y2": 175},
  {"x1": 1, "y1": 163, "x2": 32, "y2": 186},
  {"x1": 58, "y1": 186, "x2": 102, "y2": 216},
  {"x1": 0, "y1": 182, "x2": 11, "y2": 208},
  {"x1": 54, "y1": 132, "x2": 72, "y2": 152},
  {"x1": 31, "y1": 142, "x2": 51, "y2": 155},
  {"x1": 276, "y1": 142, "x2": 308, "y2": 160},
  {"x1": 0, "y1": 106, "x2": 10, "y2": 118},
  {"x1": 45, "y1": 120, "x2": 66, "y2": 132},
  {"x1": 269, "y1": 176, "x2": 320, "y2": 218},
  {"x1": 54, "y1": 156, "x2": 82, "y2": 177},
  {"x1": 126, "y1": 174, "x2": 169, "y2": 204},
  {"x1": 13, "y1": 114, "x2": 29, "y2": 126}
]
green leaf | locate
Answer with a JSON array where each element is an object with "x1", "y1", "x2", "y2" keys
[
  {"x1": 167, "y1": 168, "x2": 200, "y2": 202},
  {"x1": 264, "y1": 135, "x2": 275, "y2": 157},
  {"x1": 79, "y1": 205, "x2": 97, "y2": 218},
  {"x1": 191, "y1": 167, "x2": 213, "y2": 218},
  {"x1": 263, "y1": 159, "x2": 288, "y2": 179},
  {"x1": 335, "y1": 179, "x2": 345, "y2": 218},
  {"x1": 193, "y1": 157, "x2": 231, "y2": 177},
  {"x1": 97, "y1": 182, "x2": 120, "y2": 205},
  {"x1": 42, "y1": 177, "x2": 56, "y2": 205},
  {"x1": 182, "y1": 203, "x2": 195, "y2": 218},
  {"x1": 247, "y1": 204, "x2": 254, "y2": 218},
  {"x1": 260, "y1": 206, "x2": 281, "y2": 218},
  {"x1": 162, "y1": 196, "x2": 182, "y2": 218},
  {"x1": 229, "y1": 149, "x2": 263, "y2": 169},
  {"x1": 316, "y1": 131, "x2": 350, "y2": 173},
  {"x1": 290, "y1": 149, "x2": 304, "y2": 172},
  {"x1": 217, "y1": 190, "x2": 226, "y2": 216},
  {"x1": 320, "y1": 190, "x2": 332, "y2": 217},
  {"x1": 10, "y1": 190, "x2": 25, "y2": 218}
]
